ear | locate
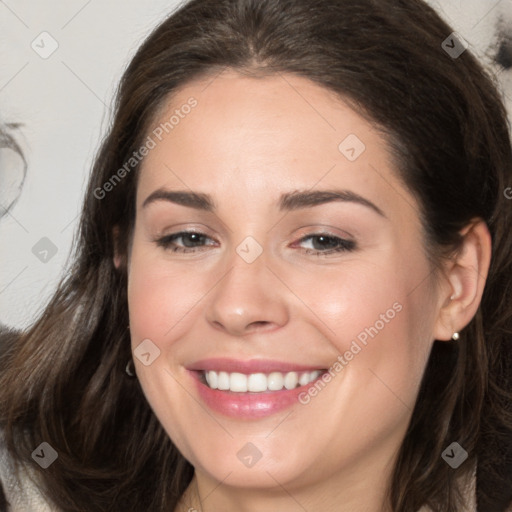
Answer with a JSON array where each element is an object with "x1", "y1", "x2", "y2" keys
[{"x1": 433, "y1": 220, "x2": 492, "y2": 341}]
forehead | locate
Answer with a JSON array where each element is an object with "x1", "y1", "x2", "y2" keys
[{"x1": 136, "y1": 70, "x2": 416, "y2": 220}]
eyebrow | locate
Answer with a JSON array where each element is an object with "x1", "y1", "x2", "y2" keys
[{"x1": 142, "y1": 188, "x2": 386, "y2": 217}]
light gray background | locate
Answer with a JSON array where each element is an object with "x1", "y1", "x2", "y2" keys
[{"x1": 1, "y1": 0, "x2": 511, "y2": 329}]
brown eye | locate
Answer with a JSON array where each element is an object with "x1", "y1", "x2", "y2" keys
[
  {"x1": 155, "y1": 231, "x2": 216, "y2": 252},
  {"x1": 296, "y1": 234, "x2": 356, "y2": 255}
]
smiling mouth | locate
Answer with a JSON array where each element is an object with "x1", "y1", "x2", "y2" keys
[
  {"x1": 189, "y1": 361, "x2": 330, "y2": 418},
  {"x1": 200, "y1": 369, "x2": 327, "y2": 393}
]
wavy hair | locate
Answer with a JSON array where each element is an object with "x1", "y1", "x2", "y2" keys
[{"x1": 1, "y1": 0, "x2": 511, "y2": 510}]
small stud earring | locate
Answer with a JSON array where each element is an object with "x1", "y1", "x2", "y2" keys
[
  {"x1": 125, "y1": 359, "x2": 136, "y2": 377},
  {"x1": 451, "y1": 332, "x2": 460, "y2": 341}
]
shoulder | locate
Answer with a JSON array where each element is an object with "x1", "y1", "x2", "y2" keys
[
  {"x1": 0, "y1": 430, "x2": 60, "y2": 512},
  {"x1": 0, "y1": 326, "x2": 61, "y2": 511}
]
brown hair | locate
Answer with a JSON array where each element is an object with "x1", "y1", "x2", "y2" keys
[{"x1": 1, "y1": 0, "x2": 511, "y2": 510}]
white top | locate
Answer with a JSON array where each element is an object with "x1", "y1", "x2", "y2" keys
[
  {"x1": 0, "y1": 441, "x2": 58, "y2": 511},
  {"x1": 0, "y1": 438, "x2": 478, "y2": 512}
]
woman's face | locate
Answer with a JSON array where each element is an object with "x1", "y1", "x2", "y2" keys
[{"x1": 125, "y1": 70, "x2": 446, "y2": 499}]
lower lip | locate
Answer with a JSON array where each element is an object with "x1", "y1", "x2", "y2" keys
[{"x1": 190, "y1": 371, "x2": 322, "y2": 419}]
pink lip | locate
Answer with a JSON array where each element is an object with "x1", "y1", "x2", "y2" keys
[{"x1": 186, "y1": 358, "x2": 326, "y2": 420}]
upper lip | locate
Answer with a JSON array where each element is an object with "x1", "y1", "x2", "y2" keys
[{"x1": 187, "y1": 358, "x2": 326, "y2": 374}]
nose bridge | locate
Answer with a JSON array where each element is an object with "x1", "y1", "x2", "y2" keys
[{"x1": 205, "y1": 236, "x2": 289, "y2": 336}]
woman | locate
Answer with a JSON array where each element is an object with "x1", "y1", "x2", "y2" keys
[{"x1": 1, "y1": 0, "x2": 511, "y2": 510}]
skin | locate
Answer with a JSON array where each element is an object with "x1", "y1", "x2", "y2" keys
[{"x1": 114, "y1": 70, "x2": 491, "y2": 512}]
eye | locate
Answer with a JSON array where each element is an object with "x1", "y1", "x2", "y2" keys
[
  {"x1": 154, "y1": 230, "x2": 356, "y2": 256},
  {"x1": 295, "y1": 233, "x2": 356, "y2": 256},
  {"x1": 154, "y1": 230, "x2": 217, "y2": 253}
]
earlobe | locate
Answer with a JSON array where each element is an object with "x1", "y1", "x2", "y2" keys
[
  {"x1": 113, "y1": 254, "x2": 122, "y2": 269},
  {"x1": 112, "y1": 226, "x2": 122, "y2": 269},
  {"x1": 433, "y1": 220, "x2": 492, "y2": 341}
]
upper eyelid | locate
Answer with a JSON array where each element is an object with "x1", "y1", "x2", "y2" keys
[
  {"x1": 158, "y1": 230, "x2": 354, "y2": 246},
  {"x1": 158, "y1": 223, "x2": 354, "y2": 238},
  {"x1": 159, "y1": 229, "x2": 351, "y2": 238}
]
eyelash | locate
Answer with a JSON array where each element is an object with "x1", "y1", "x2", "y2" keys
[{"x1": 154, "y1": 230, "x2": 356, "y2": 256}]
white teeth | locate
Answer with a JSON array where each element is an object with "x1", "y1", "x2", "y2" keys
[
  {"x1": 217, "y1": 371, "x2": 230, "y2": 390},
  {"x1": 284, "y1": 371, "x2": 298, "y2": 390},
  {"x1": 310, "y1": 370, "x2": 321, "y2": 381},
  {"x1": 247, "y1": 373, "x2": 267, "y2": 392},
  {"x1": 267, "y1": 372, "x2": 284, "y2": 391},
  {"x1": 299, "y1": 372, "x2": 311, "y2": 386},
  {"x1": 230, "y1": 372, "x2": 247, "y2": 392},
  {"x1": 205, "y1": 370, "x2": 218, "y2": 389},
  {"x1": 203, "y1": 369, "x2": 323, "y2": 392}
]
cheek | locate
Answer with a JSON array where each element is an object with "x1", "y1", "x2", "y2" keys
[
  {"x1": 290, "y1": 248, "x2": 437, "y2": 403},
  {"x1": 287, "y1": 255, "x2": 436, "y2": 448},
  {"x1": 125, "y1": 240, "x2": 208, "y2": 443},
  {"x1": 126, "y1": 242, "x2": 206, "y2": 340},
  {"x1": 127, "y1": 268, "x2": 179, "y2": 338},
  {"x1": 290, "y1": 251, "x2": 433, "y2": 345}
]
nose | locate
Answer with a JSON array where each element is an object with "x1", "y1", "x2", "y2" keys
[{"x1": 205, "y1": 249, "x2": 290, "y2": 337}]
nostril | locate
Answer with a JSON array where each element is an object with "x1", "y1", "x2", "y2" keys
[{"x1": 496, "y1": 35, "x2": 512, "y2": 70}]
